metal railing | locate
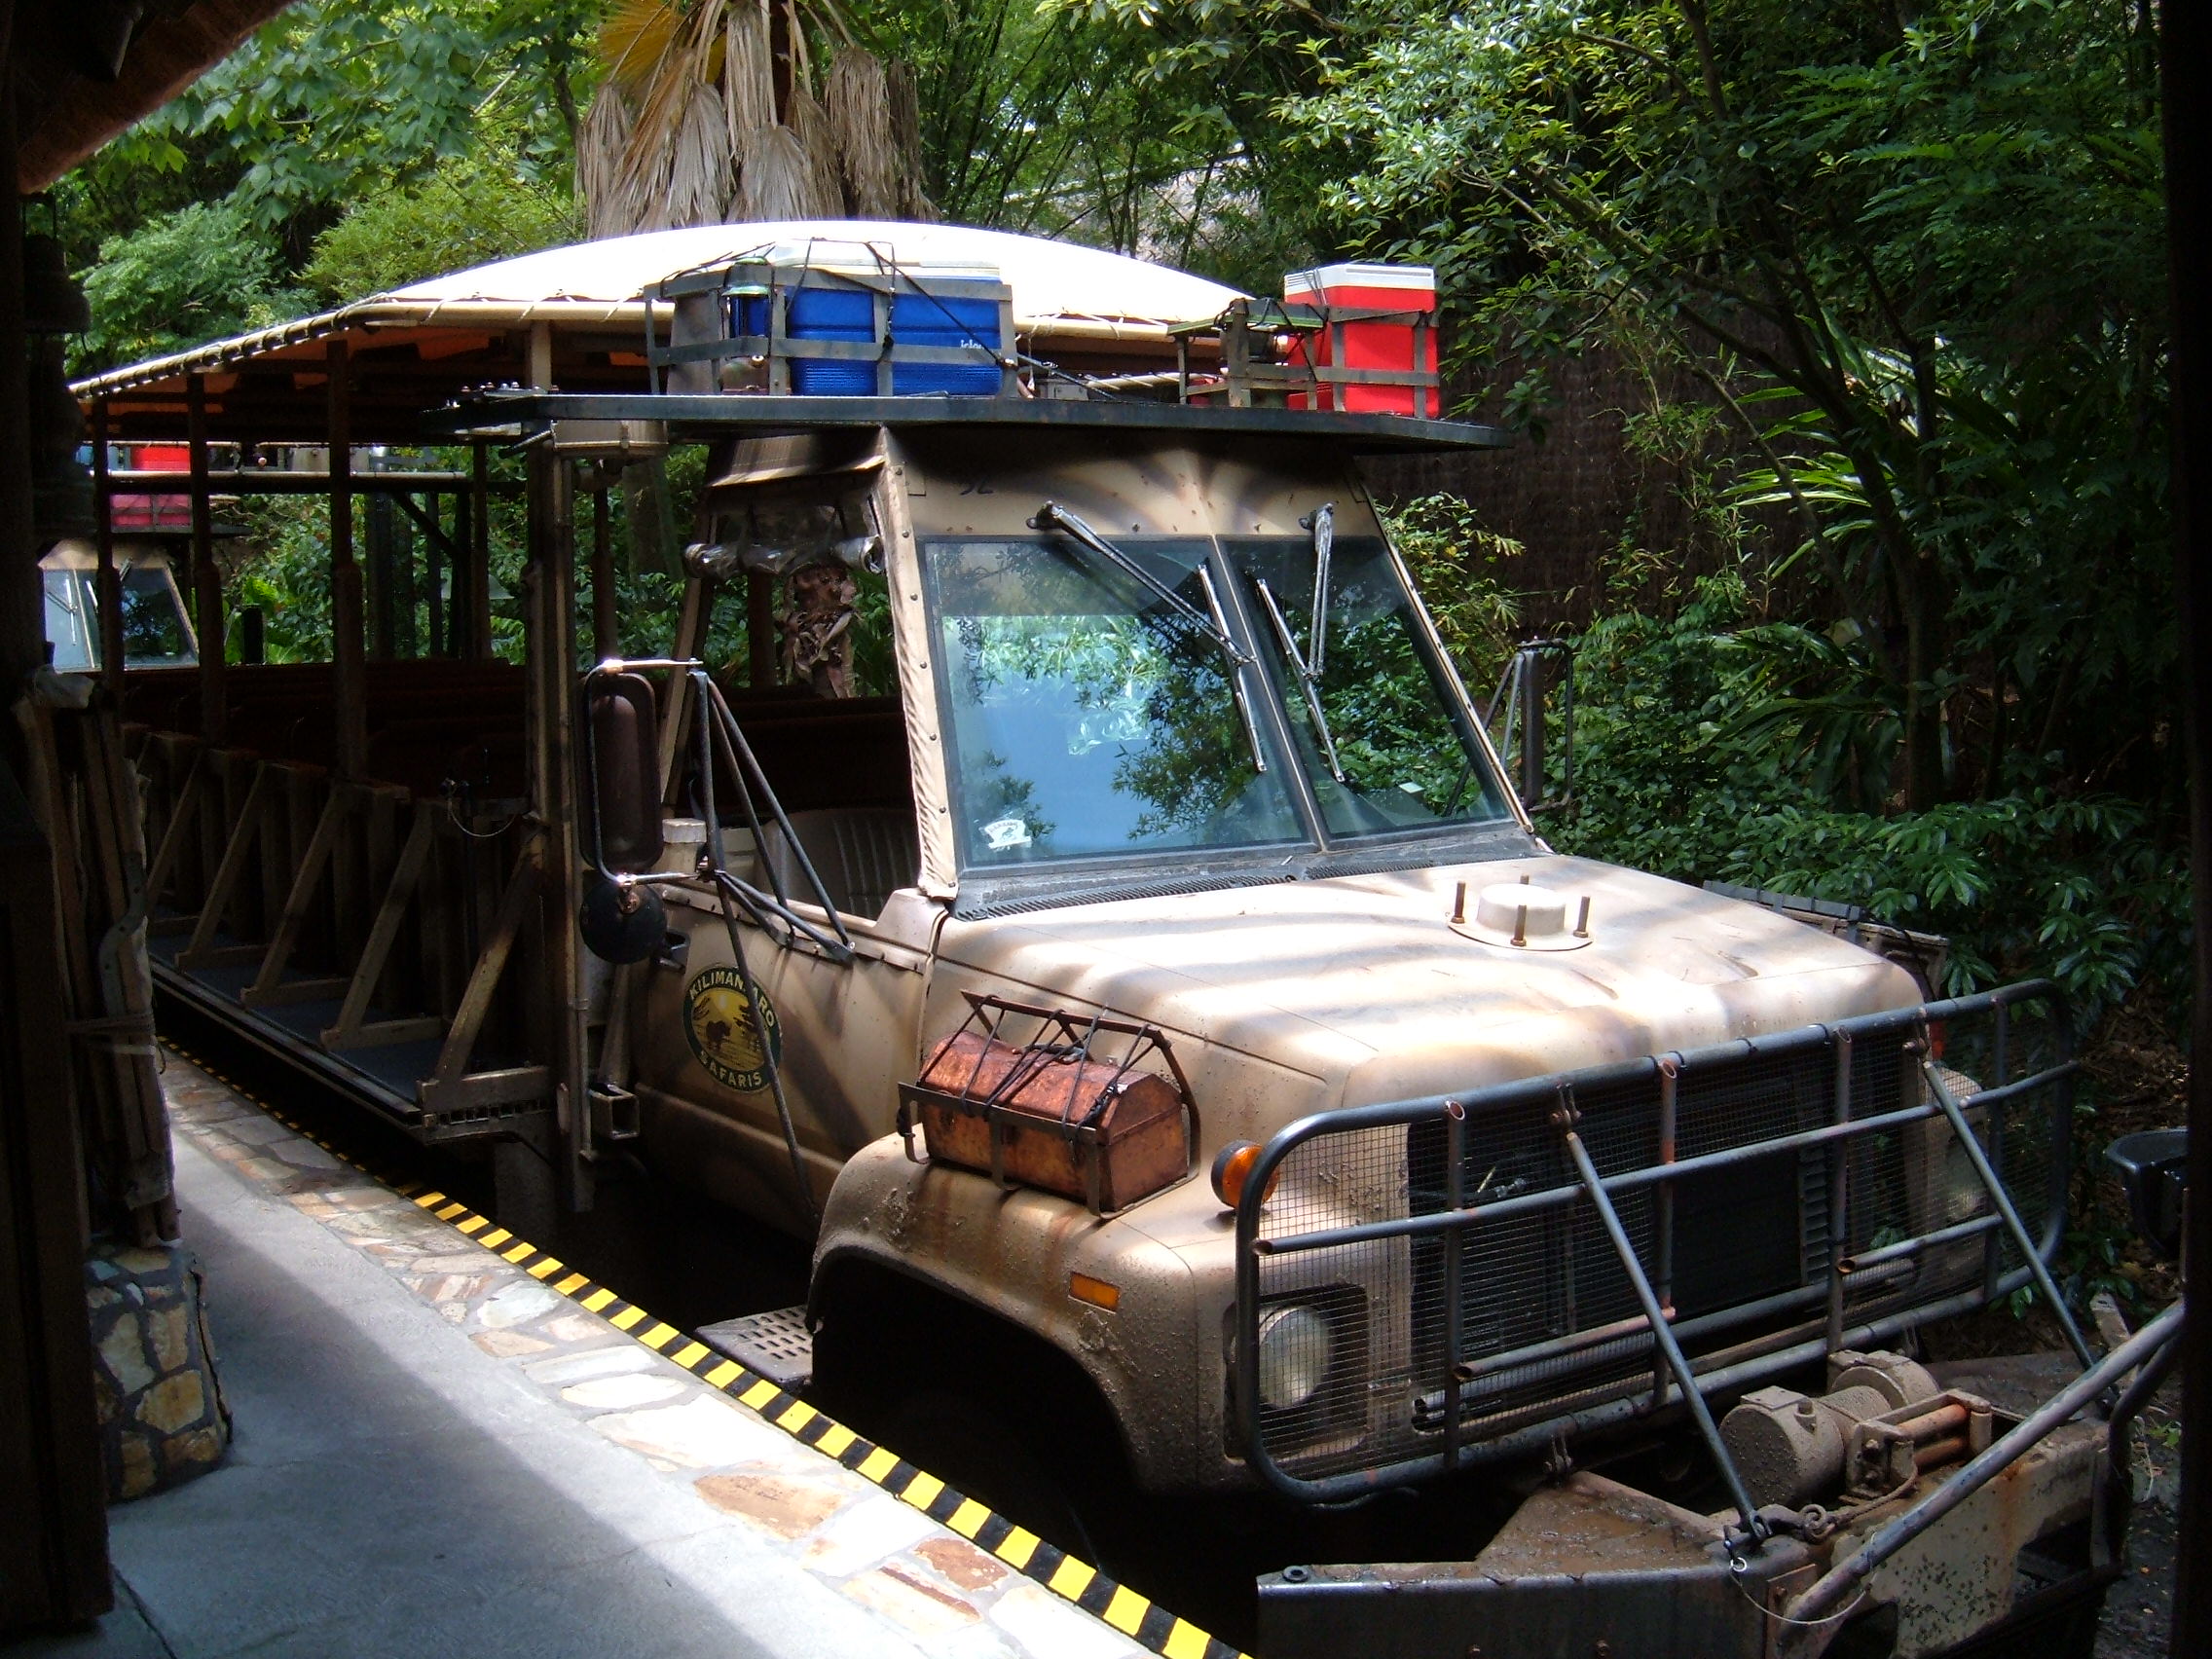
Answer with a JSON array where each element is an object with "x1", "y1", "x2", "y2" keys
[{"x1": 1233, "y1": 981, "x2": 2074, "y2": 1502}]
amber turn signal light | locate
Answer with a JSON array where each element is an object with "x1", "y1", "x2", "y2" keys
[{"x1": 1211, "y1": 1140, "x2": 1279, "y2": 1210}]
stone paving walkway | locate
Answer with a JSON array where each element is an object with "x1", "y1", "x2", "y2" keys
[{"x1": 17, "y1": 1053, "x2": 1161, "y2": 1659}]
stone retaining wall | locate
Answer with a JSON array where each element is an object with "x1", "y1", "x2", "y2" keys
[{"x1": 86, "y1": 1241, "x2": 229, "y2": 1500}]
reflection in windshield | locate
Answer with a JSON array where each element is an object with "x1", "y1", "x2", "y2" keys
[
  {"x1": 41, "y1": 564, "x2": 195, "y2": 672},
  {"x1": 1233, "y1": 536, "x2": 1512, "y2": 836},
  {"x1": 929, "y1": 538, "x2": 1304, "y2": 867}
]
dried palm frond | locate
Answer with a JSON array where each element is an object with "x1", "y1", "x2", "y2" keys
[
  {"x1": 591, "y1": 0, "x2": 920, "y2": 236},
  {"x1": 735, "y1": 126, "x2": 819, "y2": 222},
  {"x1": 885, "y1": 59, "x2": 935, "y2": 222},
  {"x1": 577, "y1": 85, "x2": 636, "y2": 240},
  {"x1": 825, "y1": 49, "x2": 899, "y2": 220},
  {"x1": 723, "y1": 4, "x2": 776, "y2": 147},
  {"x1": 781, "y1": 82, "x2": 848, "y2": 218},
  {"x1": 664, "y1": 80, "x2": 735, "y2": 229}
]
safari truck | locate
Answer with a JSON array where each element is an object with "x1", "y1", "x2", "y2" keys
[{"x1": 94, "y1": 227, "x2": 2175, "y2": 1659}]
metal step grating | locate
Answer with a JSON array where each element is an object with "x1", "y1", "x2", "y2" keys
[{"x1": 696, "y1": 1305, "x2": 814, "y2": 1390}]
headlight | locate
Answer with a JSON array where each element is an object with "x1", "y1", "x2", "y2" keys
[{"x1": 1257, "y1": 1304, "x2": 1333, "y2": 1411}]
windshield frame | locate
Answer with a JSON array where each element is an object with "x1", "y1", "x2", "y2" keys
[{"x1": 918, "y1": 525, "x2": 1533, "y2": 914}]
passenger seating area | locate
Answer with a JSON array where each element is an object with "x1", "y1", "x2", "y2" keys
[
  {"x1": 762, "y1": 808, "x2": 921, "y2": 919},
  {"x1": 124, "y1": 662, "x2": 529, "y2": 798},
  {"x1": 128, "y1": 667, "x2": 923, "y2": 919},
  {"x1": 705, "y1": 694, "x2": 920, "y2": 918}
]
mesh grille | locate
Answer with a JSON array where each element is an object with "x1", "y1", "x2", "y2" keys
[{"x1": 1246, "y1": 994, "x2": 2069, "y2": 1486}]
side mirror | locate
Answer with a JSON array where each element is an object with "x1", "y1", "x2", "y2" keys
[
  {"x1": 1486, "y1": 640, "x2": 1573, "y2": 815},
  {"x1": 582, "y1": 670, "x2": 664, "y2": 875},
  {"x1": 2105, "y1": 1128, "x2": 2186, "y2": 1261}
]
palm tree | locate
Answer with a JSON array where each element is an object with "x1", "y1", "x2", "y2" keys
[{"x1": 577, "y1": 0, "x2": 930, "y2": 238}]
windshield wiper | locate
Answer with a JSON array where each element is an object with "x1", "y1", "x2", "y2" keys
[
  {"x1": 1254, "y1": 576, "x2": 1347, "y2": 783},
  {"x1": 1302, "y1": 501, "x2": 1335, "y2": 680},
  {"x1": 1029, "y1": 499, "x2": 1268, "y2": 774}
]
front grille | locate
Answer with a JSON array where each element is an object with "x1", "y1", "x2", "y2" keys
[{"x1": 1235, "y1": 984, "x2": 2071, "y2": 1499}]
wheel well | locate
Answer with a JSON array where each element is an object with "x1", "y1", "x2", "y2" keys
[{"x1": 811, "y1": 1252, "x2": 1132, "y2": 1480}]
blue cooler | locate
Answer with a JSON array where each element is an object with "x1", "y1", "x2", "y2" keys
[
  {"x1": 890, "y1": 292, "x2": 1003, "y2": 395},
  {"x1": 785, "y1": 287, "x2": 877, "y2": 395}
]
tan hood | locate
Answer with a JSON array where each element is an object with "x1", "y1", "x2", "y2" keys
[{"x1": 934, "y1": 854, "x2": 1921, "y2": 1136}]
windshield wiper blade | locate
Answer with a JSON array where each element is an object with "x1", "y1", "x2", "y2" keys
[
  {"x1": 1198, "y1": 564, "x2": 1271, "y2": 776},
  {"x1": 1030, "y1": 499, "x2": 1268, "y2": 774},
  {"x1": 1030, "y1": 500, "x2": 1243, "y2": 661},
  {"x1": 1255, "y1": 575, "x2": 1347, "y2": 783},
  {"x1": 1302, "y1": 501, "x2": 1335, "y2": 681}
]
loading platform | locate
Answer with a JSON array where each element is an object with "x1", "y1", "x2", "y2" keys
[{"x1": 18, "y1": 1050, "x2": 1235, "y2": 1659}]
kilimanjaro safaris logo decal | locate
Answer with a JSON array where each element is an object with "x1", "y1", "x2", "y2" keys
[{"x1": 683, "y1": 966, "x2": 783, "y2": 1094}]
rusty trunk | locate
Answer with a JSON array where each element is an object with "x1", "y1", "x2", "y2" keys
[{"x1": 904, "y1": 1027, "x2": 1192, "y2": 1212}]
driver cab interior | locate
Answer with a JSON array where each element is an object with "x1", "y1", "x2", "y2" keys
[{"x1": 681, "y1": 434, "x2": 919, "y2": 923}]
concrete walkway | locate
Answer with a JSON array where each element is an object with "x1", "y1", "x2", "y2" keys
[{"x1": 11, "y1": 1057, "x2": 1168, "y2": 1659}]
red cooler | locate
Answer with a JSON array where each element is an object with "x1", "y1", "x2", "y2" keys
[
  {"x1": 1282, "y1": 262, "x2": 1439, "y2": 416},
  {"x1": 113, "y1": 442, "x2": 193, "y2": 531}
]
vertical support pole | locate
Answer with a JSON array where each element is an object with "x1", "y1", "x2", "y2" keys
[
  {"x1": 423, "y1": 494, "x2": 445, "y2": 658},
  {"x1": 1825, "y1": 1031, "x2": 1854, "y2": 1353},
  {"x1": 328, "y1": 342, "x2": 365, "y2": 778},
  {"x1": 1441, "y1": 1101, "x2": 1465, "y2": 1467},
  {"x1": 366, "y1": 474, "x2": 394, "y2": 660},
  {"x1": 528, "y1": 321, "x2": 554, "y2": 393},
  {"x1": 525, "y1": 441, "x2": 587, "y2": 1216},
  {"x1": 187, "y1": 374, "x2": 224, "y2": 744},
  {"x1": 468, "y1": 440, "x2": 492, "y2": 660},
  {"x1": 392, "y1": 490, "x2": 416, "y2": 659},
  {"x1": 1653, "y1": 1054, "x2": 1679, "y2": 1407},
  {"x1": 658, "y1": 575, "x2": 713, "y2": 808},
  {"x1": 447, "y1": 491, "x2": 468, "y2": 657},
  {"x1": 591, "y1": 476, "x2": 616, "y2": 660},
  {"x1": 1982, "y1": 1000, "x2": 2013, "y2": 1298},
  {"x1": 92, "y1": 400, "x2": 125, "y2": 695},
  {"x1": 747, "y1": 571, "x2": 775, "y2": 689},
  {"x1": 0, "y1": 59, "x2": 117, "y2": 1622}
]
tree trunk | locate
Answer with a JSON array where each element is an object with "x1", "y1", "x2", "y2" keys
[{"x1": 1897, "y1": 547, "x2": 1948, "y2": 811}]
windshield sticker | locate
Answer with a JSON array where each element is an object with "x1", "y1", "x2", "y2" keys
[
  {"x1": 684, "y1": 967, "x2": 783, "y2": 1094},
  {"x1": 981, "y1": 816, "x2": 1033, "y2": 851}
]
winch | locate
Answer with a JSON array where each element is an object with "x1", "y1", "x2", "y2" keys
[{"x1": 1719, "y1": 1348, "x2": 1996, "y2": 1510}]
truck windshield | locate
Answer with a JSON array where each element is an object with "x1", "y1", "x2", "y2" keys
[
  {"x1": 1229, "y1": 536, "x2": 1514, "y2": 837},
  {"x1": 926, "y1": 536, "x2": 1306, "y2": 868}
]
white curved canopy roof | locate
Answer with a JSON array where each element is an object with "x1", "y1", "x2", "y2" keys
[
  {"x1": 76, "y1": 221, "x2": 1244, "y2": 418},
  {"x1": 390, "y1": 220, "x2": 1243, "y2": 328}
]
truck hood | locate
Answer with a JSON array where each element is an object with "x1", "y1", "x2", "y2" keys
[{"x1": 932, "y1": 854, "x2": 1921, "y2": 1133}]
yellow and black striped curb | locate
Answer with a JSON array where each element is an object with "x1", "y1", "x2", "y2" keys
[{"x1": 161, "y1": 1041, "x2": 1249, "y2": 1659}]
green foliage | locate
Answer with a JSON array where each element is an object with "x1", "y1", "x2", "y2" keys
[
  {"x1": 1288, "y1": 0, "x2": 2169, "y2": 813},
  {"x1": 90, "y1": 1, "x2": 596, "y2": 238},
  {"x1": 1547, "y1": 576, "x2": 2189, "y2": 1021},
  {"x1": 63, "y1": 0, "x2": 598, "y2": 369},
  {"x1": 1382, "y1": 494, "x2": 1523, "y2": 694},
  {"x1": 75, "y1": 201, "x2": 312, "y2": 373},
  {"x1": 302, "y1": 149, "x2": 579, "y2": 302},
  {"x1": 225, "y1": 499, "x2": 335, "y2": 664}
]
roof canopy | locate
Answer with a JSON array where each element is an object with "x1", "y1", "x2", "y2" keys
[
  {"x1": 74, "y1": 220, "x2": 1248, "y2": 446},
  {"x1": 389, "y1": 221, "x2": 1242, "y2": 328}
]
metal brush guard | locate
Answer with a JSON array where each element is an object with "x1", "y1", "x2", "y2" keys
[
  {"x1": 897, "y1": 994, "x2": 1198, "y2": 1215},
  {"x1": 1233, "y1": 981, "x2": 2089, "y2": 1512}
]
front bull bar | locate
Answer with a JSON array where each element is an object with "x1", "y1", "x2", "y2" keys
[{"x1": 1233, "y1": 982, "x2": 2082, "y2": 1506}]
